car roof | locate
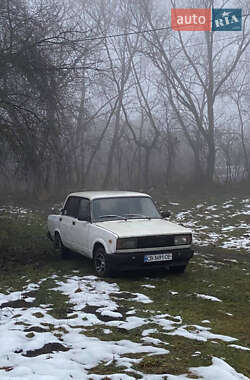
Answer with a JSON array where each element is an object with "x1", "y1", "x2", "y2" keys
[{"x1": 67, "y1": 191, "x2": 151, "y2": 201}]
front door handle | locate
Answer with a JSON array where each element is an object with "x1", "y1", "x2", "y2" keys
[
  {"x1": 59, "y1": 217, "x2": 62, "y2": 222},
  {"x1": 72, "y1": 221, "x2": 76, "y2": 225}
]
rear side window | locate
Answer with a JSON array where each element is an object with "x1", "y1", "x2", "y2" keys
[{"x1": 64, "y1": 197, "x2": 80, "y2": 218}]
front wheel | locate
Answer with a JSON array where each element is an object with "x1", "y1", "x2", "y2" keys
[{"x1": 93, "y1": 247, "x2": 112, "y2": 277}]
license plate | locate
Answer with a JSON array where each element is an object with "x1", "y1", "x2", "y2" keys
[{"x1": 144, "y1": 253, "x2": 172, "y2": 263}]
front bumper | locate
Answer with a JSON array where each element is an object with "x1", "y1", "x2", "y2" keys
[{"x1": 106, "y1": 248, "x2": 194, "y2": 272}]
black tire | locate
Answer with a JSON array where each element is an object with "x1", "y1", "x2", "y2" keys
[
  {"x1": 170, "y1": 265, "x2": 186, "y2": 274},
  {"x1": 54, "y1": 233, "x2": 71, "y2": 259},
  {"x1": 93, "y1": 247, "x2": 112, "y2": 277}
]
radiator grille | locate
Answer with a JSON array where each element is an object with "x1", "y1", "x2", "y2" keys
[{"x1": 137, "y1": 235, "x2": 174, "y2": 248}]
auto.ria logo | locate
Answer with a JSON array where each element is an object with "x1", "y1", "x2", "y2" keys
[{"x1": 171, "y1": 8, "x2": 242, "y2": 31}]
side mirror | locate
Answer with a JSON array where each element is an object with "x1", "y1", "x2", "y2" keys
[{"x1": 161, "y1": 211, "x2": 171, "y2": 218}]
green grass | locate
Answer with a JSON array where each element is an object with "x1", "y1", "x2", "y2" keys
[{"x1": 0, "y1": 213, "x2": 54, "y2": 272}]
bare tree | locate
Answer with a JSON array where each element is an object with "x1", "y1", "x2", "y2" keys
[{"x1": 138, "y1": 0, "x2": 250, "y2": 183}]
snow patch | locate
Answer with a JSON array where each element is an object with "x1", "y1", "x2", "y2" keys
[{"x1": 196, "y1": 294, "x2": 222, "y2": 302}]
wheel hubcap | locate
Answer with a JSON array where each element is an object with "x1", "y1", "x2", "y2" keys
[{"x1": 95, "y1": 253, "x2": 105, "y2": 274}]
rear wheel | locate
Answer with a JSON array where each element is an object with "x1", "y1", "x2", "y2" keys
[
  {"x1": 170, "y1": 265, "x2": 186, "y2": 274},
  {"x1": 54, "y1": 233, "x2": 71, "y2": 259},
  {"x1": 94, "y1": 247, "x2": 112, "y2": 277}
]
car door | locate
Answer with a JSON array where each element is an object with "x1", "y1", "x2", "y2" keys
[
  {"x1": 70, "y1": 198, "x2": 91, "y2": 256},
  {"x1": 60, "y1": 196, "x2": 80, "y2": 249}
]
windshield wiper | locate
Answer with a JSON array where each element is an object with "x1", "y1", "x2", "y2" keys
[
  {"x1": 125, "y1": 213, "x2": 151, "y2": 220},
  {"x1": 97, "y1": 214, "x2": 127, "y2": 220}
]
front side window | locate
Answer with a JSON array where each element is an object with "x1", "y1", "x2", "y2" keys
[
  {"x1": 92, "y1": 197, "x2": 161, "y2": 221},
  {"x1": 78, "y1": 198, "x2": 90, "y2": 221}
]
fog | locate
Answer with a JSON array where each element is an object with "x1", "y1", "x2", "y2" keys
[{"x1": 0, "y1": 0, "x2": 250, "y2": 198}]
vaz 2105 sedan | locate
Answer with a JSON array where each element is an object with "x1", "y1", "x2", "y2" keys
[{"x1": 47, "y1": 191, "x2": 193, "y2": 277}]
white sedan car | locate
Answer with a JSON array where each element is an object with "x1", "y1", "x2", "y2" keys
[{"x1": 48, "y1": 191, "x2": 193, "y2": 277}]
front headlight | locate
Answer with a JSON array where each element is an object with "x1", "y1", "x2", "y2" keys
[
  {"x1": 174, "y1": 234, "x2": 192, "y2": 245},
  {"x1": 116, "y1": 238, "x2": 137, "y2": 250}
]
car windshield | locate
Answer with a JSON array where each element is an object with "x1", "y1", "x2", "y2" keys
[{"x1": 92, "y1": 196, "x2": 161, "y2": 221}]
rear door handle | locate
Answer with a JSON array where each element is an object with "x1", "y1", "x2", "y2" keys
[
  {"x1": 72, "y1": 221, "x2": 76, "y2": 225},
  {"x1": 59, "y1": 217, "x2": 62, "y2": 222}
]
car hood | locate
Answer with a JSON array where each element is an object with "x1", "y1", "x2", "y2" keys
[{"x1": 95, "y1": 219, "x2": 191, "y2": 238}]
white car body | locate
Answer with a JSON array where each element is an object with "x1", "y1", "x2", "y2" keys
[{"x1": 47, "y1": 191, "x2": 193, "y2": 275}]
